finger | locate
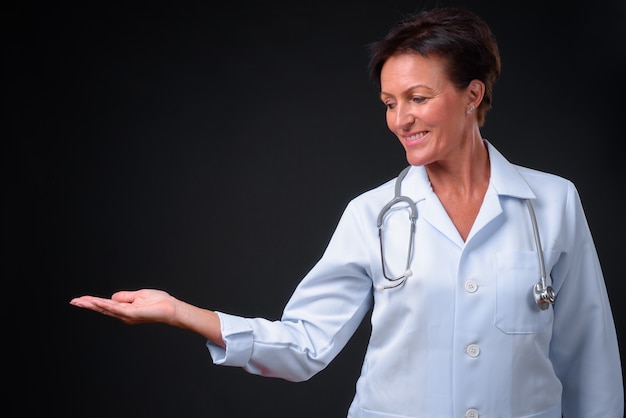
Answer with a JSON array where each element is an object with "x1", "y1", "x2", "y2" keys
[
  {"x1": 84, "y1": 298, "x2": 136, "y2": 320},
  {"x1": 70, "y1": 295, "x2": 110, "y2": 307},
  {"x1": 110, "y1": 290, "x2": 140, "y2": 303}
]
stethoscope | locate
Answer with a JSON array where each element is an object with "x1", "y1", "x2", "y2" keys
[{"x1": 376, "y1": 166, "x2": 556, "y2": 310}]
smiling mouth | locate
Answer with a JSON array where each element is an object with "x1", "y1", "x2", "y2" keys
[{"x1": 404, "y1": 131, "x2": 428, "y2": 143}]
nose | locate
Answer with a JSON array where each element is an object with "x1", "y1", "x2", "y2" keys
[{"x1": 395, "y1": 103, "x2": 415, "y2": 130}]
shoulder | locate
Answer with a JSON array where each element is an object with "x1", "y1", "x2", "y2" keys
[
  {"x1": 515, "y1": 165, "x2": 577, "y2": 197},
  {"x1": 486, "y1": 140, "x2": 577, "y2": 201}
]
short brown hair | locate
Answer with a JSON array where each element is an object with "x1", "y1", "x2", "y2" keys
[{"x1": 368, "y1": 7, "x2": 501, "y2": 126}]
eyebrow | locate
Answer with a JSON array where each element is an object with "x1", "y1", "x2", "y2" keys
[{"x1": 379, "y1": 84, "x2": 429, "y2": 99}]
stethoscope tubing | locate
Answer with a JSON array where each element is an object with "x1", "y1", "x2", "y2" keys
[{"x1": 377, "y1": 166, "x2": 555, "y2": 310}]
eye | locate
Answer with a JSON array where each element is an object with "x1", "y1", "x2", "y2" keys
[
  {"x1": 412, "y1": 96, "x2": 427, "y2": 104},
  {"x1": 382, "y1": 100, "x2": 396, "y2": 110}
]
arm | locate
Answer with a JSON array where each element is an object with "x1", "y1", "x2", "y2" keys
[
  {"x1": 70, "y1": 199, "x2": 374, "y2": 382},
  {"x1": 550, "y1": 184, "x2": 623, "y2": 417},
  {"x1": 70, "y1": 289, "x2": 225, "y2": 348},
  {"x1": 207, "y1": 200, "x2": 375, "y2": 381}
]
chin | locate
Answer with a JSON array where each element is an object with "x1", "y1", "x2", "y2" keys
[{"x1": 404, "y1": 151, "x2": 429, "y2": 167}]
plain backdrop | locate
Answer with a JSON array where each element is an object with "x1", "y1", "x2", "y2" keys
[{"x1": 7, "y1": 0, "x2": 625, "y2": 416}]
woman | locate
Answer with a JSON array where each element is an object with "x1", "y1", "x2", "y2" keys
[{"x1": 70, "y1": 7, "x2": 623, "y2": 417}]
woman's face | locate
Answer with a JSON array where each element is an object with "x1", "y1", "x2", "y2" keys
[{"x1": 380, "y1": 53, "x2": 474, "y2": 167}]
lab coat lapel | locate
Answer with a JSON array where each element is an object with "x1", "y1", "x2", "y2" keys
[
  {"x1": 403, "y1": 166, "x2": 467, "y2": 247},
  {"x1": 466, "y1": 141, "x2": 537, "y2": 241},
  {"x1": 421, "y1": 190, "x2": 467, "y2": 247},
  {"x1": 466, "y1": 186, "x2": 502, "y2": 242}
]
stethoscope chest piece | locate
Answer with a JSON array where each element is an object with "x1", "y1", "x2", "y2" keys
[{"x1": 534, "y1": 282, "x2": 556, "y2": 311}]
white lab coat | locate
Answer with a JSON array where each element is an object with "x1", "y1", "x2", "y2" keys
[{"x1": 208, "y1": 141, "x2": 623, "y2": 417}]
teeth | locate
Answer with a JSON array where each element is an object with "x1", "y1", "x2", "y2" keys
[{"x1": 406, "y1": 132, "x2": 426, "y2": 141}]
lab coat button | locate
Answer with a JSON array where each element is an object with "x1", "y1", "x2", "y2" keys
[
  {"x1": 464, "y1": 280, "x2": 478, "y2": 293},
  {"x1": 466, "y1": 344, "x2": 480, "y2": 357},
  {"x1": 465, "y1": 408, "x2": 479, "y2": 418}
]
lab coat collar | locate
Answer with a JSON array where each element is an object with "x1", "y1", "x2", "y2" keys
[
  {"x1": 484, "y1": 140, "x2": 536, "y2": 200},
  {"x1": 396, "y1": 139, "x2": 536, "y2": 246}
]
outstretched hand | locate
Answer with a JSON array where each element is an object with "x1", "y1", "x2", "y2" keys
[
  {"x1": 70, "y1": 289, "x2": 178, "y2": 325},
  {"x1": 71, "y1": 288, "x2": 224, "y2": 345}
]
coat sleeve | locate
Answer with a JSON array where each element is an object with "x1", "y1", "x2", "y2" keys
[
  {"x1": 207, "y1": 200, "x2": 375, "y2": 382},
  {"x1": 549, "y1": 182, "x2": 624, "y2": 417}
]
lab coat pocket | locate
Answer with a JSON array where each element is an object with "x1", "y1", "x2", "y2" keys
[{"x1": 495, "y1": 251, "x2": 552, "y2": 334}]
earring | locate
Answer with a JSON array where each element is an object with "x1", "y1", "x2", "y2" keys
[{"x1": 466, "y1": 105, "x2": 475, "y2": 115}]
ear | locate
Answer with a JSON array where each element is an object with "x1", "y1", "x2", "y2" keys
[{"x1": 466, "y1": 80, "x2": 485, "y2": 108}]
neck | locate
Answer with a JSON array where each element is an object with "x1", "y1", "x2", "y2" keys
[{"x1": 426, "y1": 137, "x2": 490, "y2": 199}]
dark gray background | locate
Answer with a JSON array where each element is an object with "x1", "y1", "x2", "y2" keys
[{"x1": 8, "y1": 0, "x2": 625, "y2": 416}]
